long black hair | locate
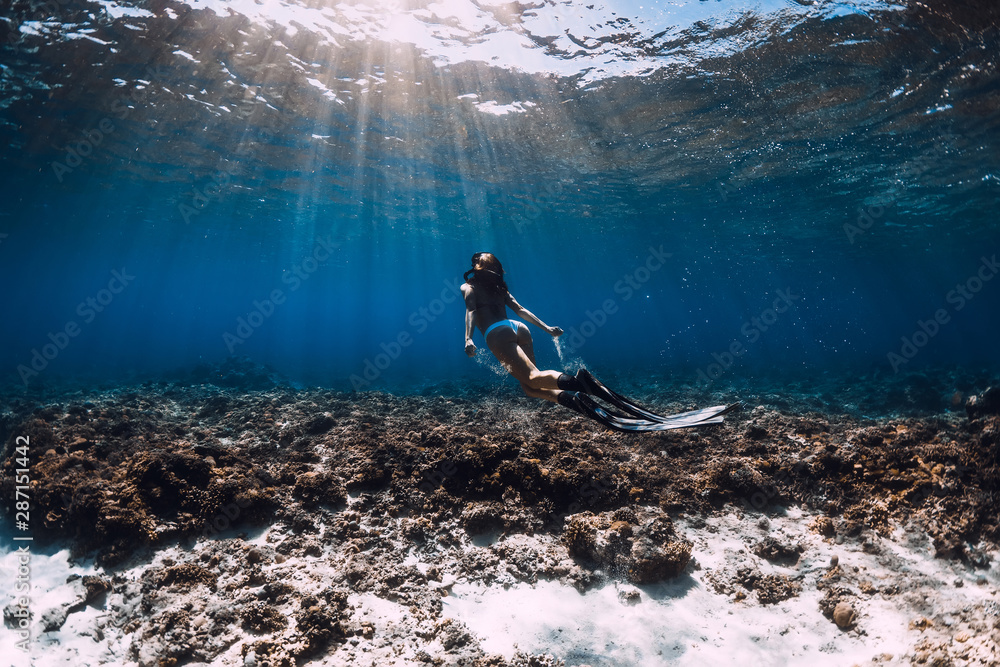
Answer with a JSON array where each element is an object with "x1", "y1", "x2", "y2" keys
[{"x1": 463, "y1": 252, "x2": 509, "y2": 297}]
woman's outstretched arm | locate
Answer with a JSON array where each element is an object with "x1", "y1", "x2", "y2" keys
[
  {"x1": 462, "y1": 283, "x2": 477, "y2": 356},
  {"x1": 506, "y1": 293, "x2": 563, "y2": 337}
]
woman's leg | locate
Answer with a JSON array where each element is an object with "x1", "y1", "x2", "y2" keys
[
  {"x1": 486, "y1": 327, "x2": 563, "y2": 403},
  {"x1": 520, "y1": 382, "x2": 562, "y2": 403},
  {"x1": 510, "y1": 323, "x2": 561, "y2": 401}
]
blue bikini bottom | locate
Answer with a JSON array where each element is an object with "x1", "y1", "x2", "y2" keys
[{"x1": 484, "y1": 319, "x2": 522, "y2": 338}]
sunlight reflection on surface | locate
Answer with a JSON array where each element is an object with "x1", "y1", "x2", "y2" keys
[{"x1": 178, "y1": 0, "x2": 905, "y2": 81}]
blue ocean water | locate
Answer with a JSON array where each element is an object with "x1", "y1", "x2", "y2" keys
[{"x1": 1, "y1": 0, "x2": 998, "y2": 395}]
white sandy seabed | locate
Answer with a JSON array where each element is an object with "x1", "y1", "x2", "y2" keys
[{"x1": 2, "y1": 505, "x2": 999, "y2": 667}]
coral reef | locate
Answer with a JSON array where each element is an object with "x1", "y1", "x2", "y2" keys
[{"x1": 1, "y1": 366, "x2": 998, "y2": 665}]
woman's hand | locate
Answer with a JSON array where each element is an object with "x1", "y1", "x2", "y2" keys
[
  {"x1": 465, "y1": 339, "x2": 477, "y2": 357},
  {"x1": 548, "y1": 326, "x2": 564, "y2": 337}
]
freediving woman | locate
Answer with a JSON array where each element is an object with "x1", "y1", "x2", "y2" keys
[{"x1": 460, "y1": 252, "x2": 739, "y2": 432}]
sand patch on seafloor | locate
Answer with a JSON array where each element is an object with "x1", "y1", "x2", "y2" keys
[{"x1": 444, "y1": 509, "x2": 1000, "y2": 666}]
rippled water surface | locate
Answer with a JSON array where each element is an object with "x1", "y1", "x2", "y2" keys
[{"x1": 1, "y1": 0, "x2": 998, "y2": 389}]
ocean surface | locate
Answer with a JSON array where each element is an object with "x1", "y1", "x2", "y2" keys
[{"x1": 2, "y1": 0, "x2": 999, "y2": 395}]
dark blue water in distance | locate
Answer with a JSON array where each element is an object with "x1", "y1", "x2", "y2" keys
[{"x1": 1, "y1": 0, "x2": 999, "y2": 401}]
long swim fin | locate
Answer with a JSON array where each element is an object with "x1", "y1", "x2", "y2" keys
[
  {"x1": 574, "y1": 368, "x2": 740, "y2": 426},
  {"x1": 558, "y1": 391, "x2": 734, "y2": 433}
]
